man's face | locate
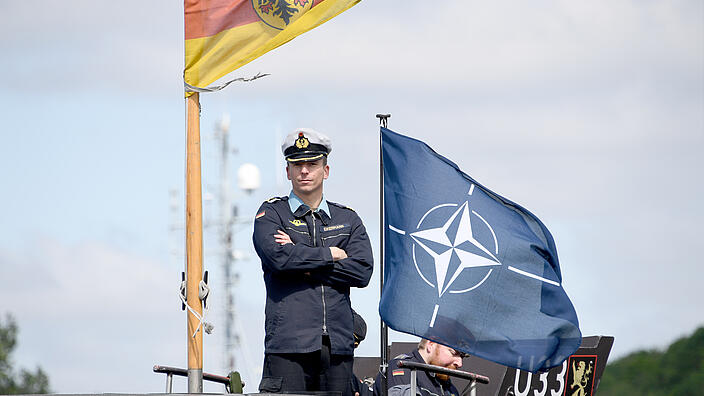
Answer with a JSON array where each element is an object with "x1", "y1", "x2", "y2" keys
[
  {"x1": 426, "y1": 342, "x2": 464, "y2": 371},
  {"x1": 286, "y1": 159, "x2": 329, "y2": 196}
]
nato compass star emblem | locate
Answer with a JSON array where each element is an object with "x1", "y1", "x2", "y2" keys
[
  {"x1": 390, "y1": 183, "x2": 501, "y2": 295},
  {"x1": 388, "y1": 183, "x2": 561, "y2": 327}
]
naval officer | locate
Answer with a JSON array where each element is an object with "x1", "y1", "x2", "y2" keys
[{"x1": 253, "y1": 128, "x2": 374, "y2": 395}]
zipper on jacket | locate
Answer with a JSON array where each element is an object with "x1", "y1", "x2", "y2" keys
[
  {"x1": 312, "y1": 213, "x2": 328, "y2": 334},
  {"x1": 321, "y1": 283, "x2": 328, "y2": 334}
]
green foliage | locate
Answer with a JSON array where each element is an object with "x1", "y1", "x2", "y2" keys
[
  {"x1": 0, "y1": 314, "x2": 51, "y2": 394},
  {"x1": 598, "y1": 326, "x2": 704, "y2": 396}
]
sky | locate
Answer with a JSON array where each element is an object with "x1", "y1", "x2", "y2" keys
[{"x1": 0, "y1": 0, "x2": 702, "y2": 393}]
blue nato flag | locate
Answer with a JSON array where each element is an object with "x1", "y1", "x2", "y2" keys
[{"x1": 379, "y1": 127, "x2": 581, "y2": 372}]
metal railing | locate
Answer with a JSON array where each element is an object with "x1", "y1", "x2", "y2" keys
[
  {"x1": 397, "y1": 360, "x2": 490, "y2": 396},
  {"x1": 153, "y1": 365, "x2": 244, "y2": 393}
]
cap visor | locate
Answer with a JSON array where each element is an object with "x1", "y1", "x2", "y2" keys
[{"x1": 285, "y1": 153, "x2": 326, "y2": 163}]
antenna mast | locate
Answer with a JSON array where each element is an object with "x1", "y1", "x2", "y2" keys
[{"x1": 216, "y1": 114, "x2": 239, "y2": 373}]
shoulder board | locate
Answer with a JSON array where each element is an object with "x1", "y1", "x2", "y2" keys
[
  {"x1": 264, "y1": 196, "x2": 287, "y2": 204},
  {"x1": 328, "y1": 201, "x2": 355, "y2": 212}
]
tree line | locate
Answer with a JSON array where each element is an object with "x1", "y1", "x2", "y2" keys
[
  {"x1": 0, "y1": 314, "x2": 50, "y2": 394},
  {"x1": 597, "y1": 326, "x2": 704, "y2": 396}
]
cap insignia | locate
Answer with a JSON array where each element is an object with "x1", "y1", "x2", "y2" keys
[{"x1": 295, "y1": 133, "x2": 310, "y2": 149}]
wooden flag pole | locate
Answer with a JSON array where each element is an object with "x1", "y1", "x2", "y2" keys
[{"x1": 186, "y1": 92, "x2": 204, "y2": 393}]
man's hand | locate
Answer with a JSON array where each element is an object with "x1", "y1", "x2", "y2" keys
[
  {"x1": 330, "y1": 246, "x2": 348, "y2": 261},
  {"x1": 274, "y1": 230, "x2": 293, "y2": 245}
]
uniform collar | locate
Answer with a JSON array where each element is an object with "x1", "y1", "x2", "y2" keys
[
  {"x1": 288, "y1": 191, "x2": 331, "y2": 221},
  {"x1": 413, "y1": 349, "x2": 426, "y2": 364}
]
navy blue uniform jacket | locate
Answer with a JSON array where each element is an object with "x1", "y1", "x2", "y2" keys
[{"x1": 253, "y1": 196, "x2": 373, "y2": 355}]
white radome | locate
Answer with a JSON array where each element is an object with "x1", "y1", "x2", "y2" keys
[{"x1": 238, "y1": 163, "x2": 261, "y2": 194}]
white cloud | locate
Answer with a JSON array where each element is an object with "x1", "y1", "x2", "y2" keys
[
  {"x1": 0, "y1": 238, "x2": 175, "y2": 319},
  {"x1": 0, "y1": 0, "x2": 183, "y2": 92},
  {"x1": 234, "y1": 1, "x2": 703, "y2": 93},
  {"x1": 0, "y1": 239, "x2": 185, "y2": 392}
]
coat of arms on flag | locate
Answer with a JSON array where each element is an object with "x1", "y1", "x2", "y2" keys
[{"x1": 254, "y1": 0, "x2": 313, "y2": 29}]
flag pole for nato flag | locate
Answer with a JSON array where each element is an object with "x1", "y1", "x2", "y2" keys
[{"x1": 376, "y1": 113, "x2": 391, "y2": 396}]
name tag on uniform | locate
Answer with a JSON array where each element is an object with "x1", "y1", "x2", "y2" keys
[{"x1": 323, "y1": 224, "x2": 349, "y2": 232}]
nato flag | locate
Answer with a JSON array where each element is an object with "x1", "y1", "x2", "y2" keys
[{"x1": 380, "y1": 127, "x2": 581, "y2": 372}]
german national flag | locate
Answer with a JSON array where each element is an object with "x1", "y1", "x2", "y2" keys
[{"x1": 184, "y1": 0, "x2": 360, "y2": 91}]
